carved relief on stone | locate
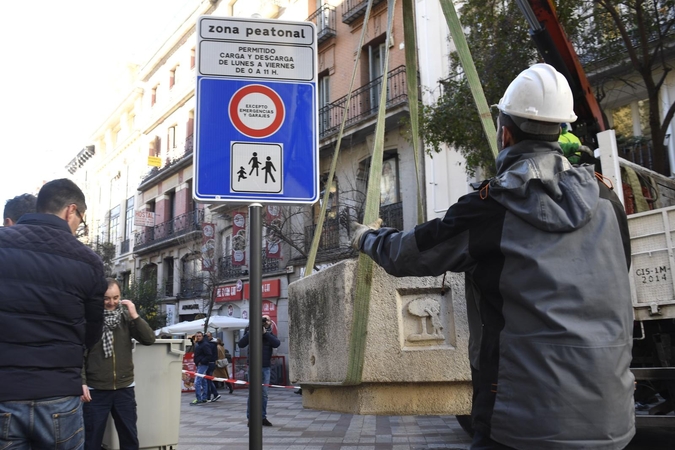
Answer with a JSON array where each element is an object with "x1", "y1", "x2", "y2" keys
[{"x1": 406, "y1": 297, "x2": 445, "y2": 342}]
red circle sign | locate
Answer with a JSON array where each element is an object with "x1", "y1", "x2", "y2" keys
[{"x1": 229, "y1": 84, "x2": 285, "y2": 138}]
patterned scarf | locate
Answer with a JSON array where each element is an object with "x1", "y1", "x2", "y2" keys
[{"x1": 102, "y1": 307, "x2": 123, "y2": 358}]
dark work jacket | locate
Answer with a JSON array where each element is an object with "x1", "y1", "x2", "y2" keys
[
  {"x1": 0, "y1": 213, "x2": 107, "y2": 401},
  {"x1": 360, "y1": 142, "x2": 635, "y2": 450},
  {"x1": 238, "y1": 329, "x2": 281, "y2": 367},
  {"x1": 193, "y1": 339, "x2": 212, "y2": 366}
]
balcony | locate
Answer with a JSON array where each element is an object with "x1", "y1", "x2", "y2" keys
[
  {"x1": 120, "y1": 239, "x2": 130, "y2": 255},
  {"x1": 341, "y1": 0, "x2": 386, "y2": 25},
  {"x1": 139, "y1": 135, "x2": 193, "y2": 189},
  {"x1": 217, "y1": 250, "x2": 281, "y2": 281},
  {"x1": 179, "y1": 277, "x2": 208, "y2": 299},
  {"x1": 319, "y1": 65, "x2": 408, "y2": 140},
  {"x1": 307, "y1": 5, "x2": 336, "y2": 44},
  {"x1": 304, "y1": 218, "x2": 340, "y2": 252},
  {"x1": 133, "y1": 209, "x2": 205, "y2": 253}
]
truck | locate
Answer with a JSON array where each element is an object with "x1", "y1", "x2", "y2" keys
[{"x1": 515, "y1": 0, "x2": 675, "y2": 427}]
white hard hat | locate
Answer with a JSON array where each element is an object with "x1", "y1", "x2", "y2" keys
[{"x1": 497, "y1": 63, "x2": 577, "y2": 124}]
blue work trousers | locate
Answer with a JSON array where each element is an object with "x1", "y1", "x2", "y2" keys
[{"x1": 0, "y1": 395, "x2": 84, "y2": 450}]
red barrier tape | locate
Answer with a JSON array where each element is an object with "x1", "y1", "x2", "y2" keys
[{"x1": 182, "y1": 370, "x2": 300, "y2": 389}]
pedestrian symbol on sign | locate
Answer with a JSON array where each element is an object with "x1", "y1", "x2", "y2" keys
[{"x1": 231, "y1": 143, "x2": 283, "y2": 194}]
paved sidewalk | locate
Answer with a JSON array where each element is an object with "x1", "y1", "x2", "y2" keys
[{"x1": 177, "y1": 387, "x2": 473, "y2": 450}]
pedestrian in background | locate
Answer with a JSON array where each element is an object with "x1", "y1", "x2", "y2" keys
[
  {"x1": 82, "y1": 278, "x2": 156, "y2": 450},
  {"x1": 213, "y1": 338, "x2": 234, "y2": 394},
  {"x1": 0, "y1": 178, "x2": 106, "y2": 449},
  {"x1": 352, "y1": 64, "x2": 635, "y2": 450},
  {"x1": 190, "y1": 331, "x2": 212, "y2": 405},
  {"x1": 3, "y1": 193, "x2": 36, "y2": 226},
  {"x1": 238, "y1": 315, "x2": 280, "y2": 427},
  {"x1": 205, "y1": 331, "x2": 221, "y2": 402}
]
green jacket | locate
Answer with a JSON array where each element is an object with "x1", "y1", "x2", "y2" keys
[{"x1": 82, "y1": 309, "x2": 156, "y2": 390}]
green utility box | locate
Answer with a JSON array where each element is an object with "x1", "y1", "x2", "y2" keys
[{"x1": 102, "y1": 339, "x2": 187, "y2": 450}]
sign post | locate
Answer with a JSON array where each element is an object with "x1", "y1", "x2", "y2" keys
[{"x1": 195, "y1": 16, "x2": 317, "y2": 450}]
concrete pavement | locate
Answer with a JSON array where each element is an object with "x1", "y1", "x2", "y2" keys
[
  {"x1": 176, "y1": 386, "x2": 675, "y2": 450},
  {"x1": 177, "y1": 386, "x2": 473, "y2": 450}
]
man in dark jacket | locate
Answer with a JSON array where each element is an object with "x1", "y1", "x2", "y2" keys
[
  {"x1": 238, "y1": 315, "x2": 280, "y2": 426},
  {"x1": 352, "y1": 64, "x2": 635, "y2": 450},
  {"x1": 82, "y1": 278, "x2": 156, "y2": 450},
  {"x1": 3, "y1": 193, "x2": 36, "y2": 226},
  {"x1": 191, "y1": 331, "x2": 213, "y2": 404},
  {"x1": 205, "y1": 331, "x2": 221, "y2": 402},
  {"x1": 0, "y1": 178, "x2": 107, "y2": 449}
]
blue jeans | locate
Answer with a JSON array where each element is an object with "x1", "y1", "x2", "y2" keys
[
  {"x1": 206, "y1": 362, "x2": 218, "y2": 400},
  {"x1": 195, "y1": 364, "x2": 209, "y2": 402},
  {"x1": 83, "y1": 387, "x2": 138, "y2": 450},
  {"x1": 247, "y1": 366, "x2": 271, "y2": 419},
  {"x1": 0, "y1": 395, "x2": 84, "y2": 450}
]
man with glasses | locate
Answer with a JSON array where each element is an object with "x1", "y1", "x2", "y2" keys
[{"x1": 0, "y1": 178, "x2": 107, "y2": 449}]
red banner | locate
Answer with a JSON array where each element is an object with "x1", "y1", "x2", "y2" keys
[
  {"x1": 265, "y1": 205, "x2": 282, "y2": 259},
  {"x1": 232, "y1": 211, "x2": 247, "y2": 266},
  {"x1": 201, "y1": 223, "x2": 216, "y2": 272}
]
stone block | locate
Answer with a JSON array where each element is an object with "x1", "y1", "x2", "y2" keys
[{"x1": 289, "y1": 259, "x2": 472, "y2": 415}]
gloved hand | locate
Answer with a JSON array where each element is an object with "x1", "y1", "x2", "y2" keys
[{"x1": 350, "y1": 218, "x2": 383, "y2": 250}]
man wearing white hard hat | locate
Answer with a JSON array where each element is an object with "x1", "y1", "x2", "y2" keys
[{"x1": 351, "y1": 64, "x2": 634, "y2": 449}]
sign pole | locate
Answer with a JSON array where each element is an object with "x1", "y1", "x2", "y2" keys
[{"x1": 248, "y1": 203, "x2": 263, "y2": 450}]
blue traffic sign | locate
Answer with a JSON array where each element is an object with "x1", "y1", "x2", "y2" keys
[{"x1": 194, "y1": 16, "x2": 318, "y2": 204}]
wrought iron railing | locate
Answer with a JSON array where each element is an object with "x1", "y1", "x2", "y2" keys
[
  {"x1": 217, "y1": 250, "x2": 281, "y2": 281},
  {"x1": 319, "y1": 65, "x2": 408, "y2": 139},
  {"x1": 341, "y1": 0, "x2": 386, "y2": 24},
  {"x1": 380, "y1": 202, "x2": 403, "y2": 230},
  {"x1": 304, "y1": 218, "x2": 340, "y2": 252},
  {"x1": 164, "y1": 279, "x2": 174, "y2": 297},
  {"x1": 618, "y1": 137, "x2": 659, "y2": 171},
  {"x1": 134, "y1": 209, "x2": 205, "y2": 251},
  {"x1": 120, "y1": 239, "x2": 130, "y2": 255},
  {"x1": 307, "y1": 4, "x2": 336, "y2": 44},
  {"x1": 179, "y1": 277, "x2": 208, "y2": 299}
]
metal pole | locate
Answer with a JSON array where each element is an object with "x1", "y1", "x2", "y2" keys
[{"x1": 248, "y1": 203, "x2": 263, "y2": 450}]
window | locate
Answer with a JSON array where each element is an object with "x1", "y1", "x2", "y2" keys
[
  {"x1": 168, "y1": 126, "x2": 177, "y2": 149},
  {"x1": 151, "y1": 85, "x2": 158, "y2": 106},
  {"x1": 380, "y1": 155, "x2": 400, "y2": 206},
  {"x1": 316, "y1": 174, "x2": 338, "y2": 220},
  {"x1": 366, "y1": 40, "x2": 386, "y2": 112},
  {"x1": 109, "y1": 205, "x2": 120, "y2": 244},
  {"x1": 190, "y1": 48, "x2": 196, "y2": 69},
  {"x1": 164, "y1": 257, "x2": 174, "y2": 296},
  {"x1": 319, "y1": 73, "x2": 330, "y2": 133},
  {"x1": 120, "y1": 271, "x2": 131, "y2": 295},
  {"x1": 124, "y1": 196, "x2": 134, "y2": 241},
  {"x1": 169, "y1": 67, "x2": 177, "y2": 89},
  {"x1": 358, "y1": 150, "x2": 400, "y2": 206}
]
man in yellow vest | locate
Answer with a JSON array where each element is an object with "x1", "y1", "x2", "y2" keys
[{"x1": 558, "y1": 123, "x2": 582, "y2": 164}]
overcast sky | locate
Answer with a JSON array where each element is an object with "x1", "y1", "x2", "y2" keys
[{"x1": 0, "y1": 0, "x2": 196, "y2": 209}]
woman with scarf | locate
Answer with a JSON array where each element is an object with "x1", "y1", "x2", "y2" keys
[{"x1": 81, "y1": 278, "x2": 156, "y2": 450}]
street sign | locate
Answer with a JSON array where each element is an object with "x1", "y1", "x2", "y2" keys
[{"x1": 194, "y1": 16, "x2": 318, "y2": 204}]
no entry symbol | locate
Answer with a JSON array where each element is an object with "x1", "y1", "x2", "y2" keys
[{"x1": 229, "y1": 84, "x2": 285, "y2": 138}]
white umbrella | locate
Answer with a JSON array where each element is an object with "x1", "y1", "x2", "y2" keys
[{"x1": 157, "y1": 316, "x2": 250, "y2": 335}]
